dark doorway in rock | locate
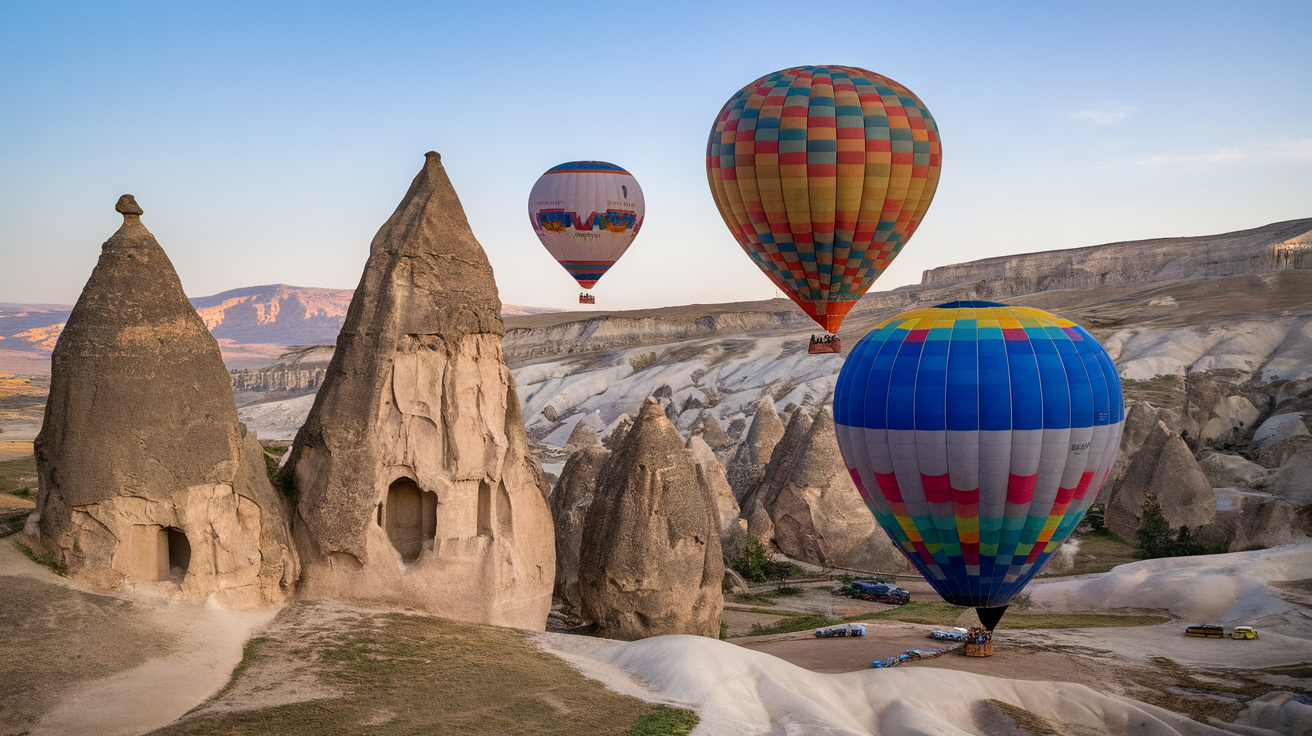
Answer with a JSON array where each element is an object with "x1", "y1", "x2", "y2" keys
[
  {"x1": 478, "y1": 480, "x2": 493, "y2": 537},
  {"x1": 165, "y1": 527, "x2": 190, "y2": 582},
  {"x1": 386, "y1": 478, "x2": 437, "y2": 562}
]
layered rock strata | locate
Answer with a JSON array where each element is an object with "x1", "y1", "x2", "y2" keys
[
  {"x1": 30, "y1": 195, "x2": 297, "y2": 607},
  {"x1": 578, "y1": 398, "x2": 723, "y2": 640},
  {"x1": 284, "y1": 153, "x2": 554, "y2": 629}
]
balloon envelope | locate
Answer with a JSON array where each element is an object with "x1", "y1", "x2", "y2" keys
[
  {"x1": 707, "y1": 65, "x2": 942, "y2": 333},
  {"x1": 528, "y1": 161, "x2": 644, "y2": 290},
  {"x1": 832, "y1": 302, "x2": 1124, "y2": 608}
]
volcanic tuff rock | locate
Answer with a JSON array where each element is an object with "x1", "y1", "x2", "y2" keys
[
  {"x1": 917, "y1": 218, "x2": 1312, "y2": 300},
  {"x1": 764, "y1": 409, "x2": 904, "y2": 572},
  {"x1": 725, "y1": 399, "x2": 785, "y2": 504},
  {"x1": 1100, "y1": 402, "x2": 1185, "y2": 504},
  {"x1": 563, "y1": 420, "x2": 601, "y2": 455},
  {"x1": 692, "y1": 414, "x2": 733, "y2": 451},
  {"x1": 550, "y1": 445, "x2": 609, "y2": 614},
  {"x1": 284, "y1": 153, "x2": 554, "y2": 629},
  {"x1": 30, "y1": 195, "x2": 297, "y2": 607},
  {"x1": 1105, "y1": 420, "x2": 1217, "y2": 539},
  {"x1": 686, "y1": 435, "x2": 739, "y2": 534},
  {"x1": 741, "y1": 409, "x2": 813, "y2": 546},
  {"x1": 577, "y1": 398, "x2": 723, "y2": 640}
]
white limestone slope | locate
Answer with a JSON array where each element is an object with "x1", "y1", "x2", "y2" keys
[{"x1": 536, "y1": 632, "x2": 1308, "y2": 736}]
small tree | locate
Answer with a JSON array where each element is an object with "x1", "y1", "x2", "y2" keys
[
  {"x1": 1084, "y1": 503, "x2": 1107, "y2": 533},
  {"x1": 1135, "y1": 493, "x2": 1175, "y2": 559}
]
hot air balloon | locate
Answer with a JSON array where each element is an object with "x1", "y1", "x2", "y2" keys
[
  {"x1": 832, "y1": 302, "x2": 1124, "y2": 632},
  {"x1": 706, "y1": 66, "x2": 942, "y2": 354},
  {"x1": 528, "y1": 161, "x2": 644, "y2": 303}
]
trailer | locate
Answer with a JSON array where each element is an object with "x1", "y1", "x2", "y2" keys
[
  {"x1": 1185, "y1": 625, "x2": 1225, "y2": 638},
  {"x1": 815, "y1": 623, "x2": 867, "y2": 638}
]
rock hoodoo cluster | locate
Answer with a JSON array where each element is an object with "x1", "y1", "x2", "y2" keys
[
  {"x1": 284, "y1": 153, "x2": 554, "y2": 629},
  {"x1": 29, "y1": 195, "x2": 298, "y2": 607},
  {"x1": 725, "y1": 399, "x2": 784, "y2": 503},
  {"x1": 550, "y1": 445, "x2": 608, "y2": 613},
  {"x1": 577, "y1": 398, "x2": 723, "y2": 640}
]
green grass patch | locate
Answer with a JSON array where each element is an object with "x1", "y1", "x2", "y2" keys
[
  {"x1": 862, "y1": 601, "x2": 967, "y2": 626},
  {"x1": 723, "y1": 605, "x2": 809, "y2": 617},
  {"x1": 996, "y1": 613, "x2": 1170, "y2": 629},
  {"x1": 743, "y1": 614, "x2": 839, "y2": 637},
  {"x1": 219, "y1": 637, "x2": 266, "y2": 696},
  {"x1": 1062, "y1": 529, "x2": 1139, "y2": 576},
  {"x1": 731, "y1": 593, "x2": 776, "y2": 606},
  {"x1": 624, "y1": 706, "x2": 698, "y2": 735},
  {"x1": 772, "y1": 586, "x2": 805, "y2": 597},
  {"x1": 0, "y1": 455, "x2": 37, "y2": 494},
  {"x1": 12, "y1": 537, "x2": 67, "y2": 576}
]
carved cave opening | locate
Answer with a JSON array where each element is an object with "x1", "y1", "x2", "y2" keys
[
  {"x1": 165, "y1": 527, "x2": 190, "y2": 581},
  {"x1": 478, "y1": 480, "x2": 492, "y2": 537},
  {"x1": 385, "y1": 477, "x2": 437, "y2": 562}
]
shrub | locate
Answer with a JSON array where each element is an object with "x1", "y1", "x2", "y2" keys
[
  {"x1": 729, "y1": 536, "x2": 792, "y2": 584},
  {"x1": 1135, "y1": 494, "x2": 1226, "y2": 559}
]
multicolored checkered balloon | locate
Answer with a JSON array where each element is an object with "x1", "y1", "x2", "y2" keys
[
  {"x1": 833, "y1": 302, "x2": 1124, "y2": 621},
  {"x1": 706, "y1": 66, "x2": 941, "y2": 333}
]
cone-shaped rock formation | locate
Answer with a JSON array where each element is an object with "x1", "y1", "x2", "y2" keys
[
  {"x1": 686, "y1": 435, "x2": 739, "y2": 534},
  {"x1": 726, "y1": 399, "x2": 785, "y2": 502},
  {"x1": 1106, "y1": 420, "x2": 1216, "y2": 540},
  {"x1": 693, "y1": 414, "x2": 733, "y2": 450},
  {"x1": 741, "y1": 408, "x2": 813, "y2": 545},
  {"x1": 766, "y1": 409, "x2": 904, "y2": 572},
  {"x1": 550, "y1": 445, "x2": 609, "y2": 613},
  {"x1": 31, "y1": 196, "x2": 297, "y2": 606},
  {"x1": 578, "y1": 398, "x2": 724, "y2": 640},
  {"x1": 563, "y1": 421, "x2": 601, "y2": 456},
  {"x1": 285, "y1": 153, "x2": 554, "y2": 629}
]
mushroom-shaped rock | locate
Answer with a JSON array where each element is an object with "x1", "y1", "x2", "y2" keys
[
  {"x1": 285, "y1": 153, "x2": 554, "y2": 630},
  {"x1": 726, "y1": 399, "x2": 785, "y2": 503},
  {"x1": 550, "y1": 445, "x2": 609, "y2": 613},
  {"x1": 578, "y1": 398, "x2": 723, "y2": 640},
  {"x1": 30, "y1": 197, "x2": 297, "y2": 607},
  {"x1": 766, "y1": 409, "x2": 905, "y2": 572}
]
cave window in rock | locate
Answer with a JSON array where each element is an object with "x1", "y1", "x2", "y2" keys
[
  {"x1": 385, "y1": 478, "x2": 437, "y2": 562},
  {"x1": 478, "y1": 480, "x2": 493, "y2": 537},
  {"x1": 165, "y1": 527, "x2": 190, "y2": 582}
]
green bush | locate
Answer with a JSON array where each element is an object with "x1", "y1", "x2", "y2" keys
[
  {"x1": 1135, "y1": 494, "x2": 1226, "y2": 559},
  {"x1": 729, "y1": 536, "x2": 792, "y2": 584}
]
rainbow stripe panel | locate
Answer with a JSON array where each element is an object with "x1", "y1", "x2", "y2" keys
[
  {"x1": 528, "y1": 161, "x2": 644, "y2": 290},
  {"x1": 832, "y1": 302, "x2": 1125, "y2": 608},
  {"x1": 706, "y1": 66, "x2": 942, "y2": 333}
]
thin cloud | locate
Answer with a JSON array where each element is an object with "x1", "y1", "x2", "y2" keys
[
  {"x1": 1135, "y1": 149, "x2": 1243, "y2": 166},
  {"x1": 1068, "y1": 105, "x2": 1136, "y2": 125},
  {"x1": 1275, "y1": 138, "x2": 1312, "y2": 161}
]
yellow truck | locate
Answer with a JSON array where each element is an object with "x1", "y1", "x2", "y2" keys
[{"x1": 1230, "y1": 626, "x2": 1259, "y2": 640}]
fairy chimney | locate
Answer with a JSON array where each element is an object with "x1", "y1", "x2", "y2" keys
[
  {"x1": 578, "y1": 398, "x2": 723, "y2": 640},
  {"x1": 284, "y1": 153, "x2": 554, "y2": 629},
  {"x1": 30, "y1": 195, "x2": 298, "y2": 607}
]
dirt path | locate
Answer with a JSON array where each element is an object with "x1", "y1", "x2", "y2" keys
[{"x1": 0, "y1": 540, "x2": 277, "y2": 736}]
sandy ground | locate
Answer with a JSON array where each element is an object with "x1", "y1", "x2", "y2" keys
[
  {"x1": 0, "y1": 541, "x2": 278, "y2": 736},
  {"x1": 0, "y1": 442, "x2": 33, "y2": 462}
]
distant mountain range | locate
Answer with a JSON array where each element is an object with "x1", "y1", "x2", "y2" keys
[{"x1": 0, "y1": 284, "x2": 562, "y2": 373}]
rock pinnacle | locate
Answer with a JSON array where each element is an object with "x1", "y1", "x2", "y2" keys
[{"x1": 115, "y1": 194, "x2": 143, "y2": 217}]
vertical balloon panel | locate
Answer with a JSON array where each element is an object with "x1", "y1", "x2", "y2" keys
[{"x1": 833, "y1": 302, "x2": 1124, "y2": 609}]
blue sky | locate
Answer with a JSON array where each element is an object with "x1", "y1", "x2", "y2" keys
[{"x1": 2, "y1": 1, "x2": 1309, "y2": 310}]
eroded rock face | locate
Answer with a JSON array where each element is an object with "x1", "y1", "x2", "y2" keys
[
  {"x1": 30, "y1": 196, "x2": 297, "y2": 607},
  {"x1": 285, "y1": 153, "x2": 554, "y2": 629},
  {"x1": 1106, "y1": 420, "x2": 1217, "y2": 538},
  {"x1": 765, "y1": 409, "x2": 905, "y2": 572},
  {"x1": 1100, "y1": 401, "x2": 1185, "y2": 503},
  {"x1": 578, "y1": 398, "x2": 723, "y2": 640},
  {"x1": 693, "y1": 414, "x2": 733, "y2": 451},
  {"x1": 740, "y1": 408, "x2": 813, "y2": 545},
  {"x1": 1199, "y1": 452, "x2": 1271, "y2": 489},
  {"x1": 563, "y1": 421, "x2": 601, "y2": 456},
  {"x1": 726, "y1": 399, "x2": 785, "y2": 503},
  {"x1": 550, "y1": 446, "x2": 609, "y2": 614},
  {"x1": 686, "y1": 435, "x2": 739, "y2": 534}
]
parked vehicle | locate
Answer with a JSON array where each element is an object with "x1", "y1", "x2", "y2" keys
[
  {"x1": 1185, "y1": 624, "x2": 1225, "y2": 638},
  {"x1": 1231, "y1": 626, "x2": 1259, "y2": 640},
  {"x1": 930, "y1": 628, "x2": 969, "y2": 642},
  {"x1": 815, "y1": 623, "x2": 866, "y2": 638},
  {"x1": 835, "y1": 581, "x2": 911, "y2": 605}
]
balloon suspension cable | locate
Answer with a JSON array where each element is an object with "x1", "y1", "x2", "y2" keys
[{"x1": 976, "y1": 605, "x2": 1008, "y2": 632}]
